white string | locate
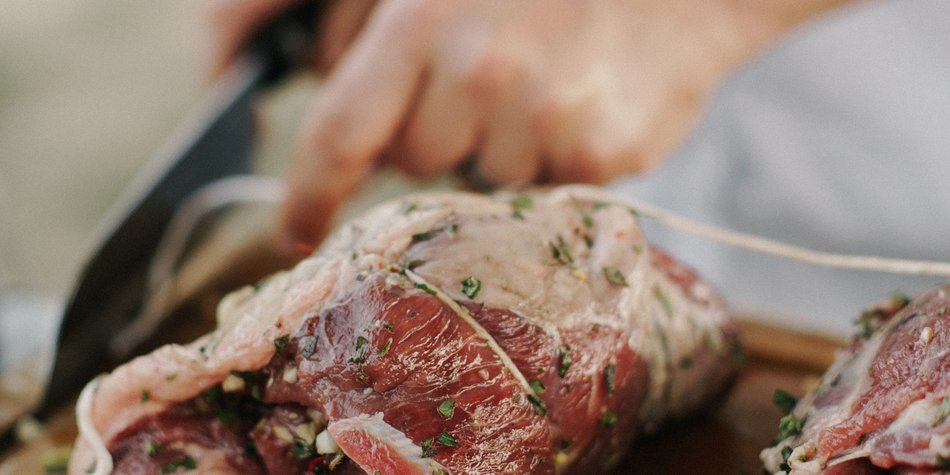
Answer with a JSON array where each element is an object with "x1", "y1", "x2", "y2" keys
[
  {"x1": 625, "y1": 197, "x2": 950, "y2": 278},
  {"x1": 108, "y1": 175, "x2": 287, "y2": 359},
  {"x1": 75, "y1": 375, "x2": 112, "y2": 475}
]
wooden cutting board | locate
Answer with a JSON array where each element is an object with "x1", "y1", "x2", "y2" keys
[{"x1": 0, "y1": 320, "x2": 841, "y2": 474}]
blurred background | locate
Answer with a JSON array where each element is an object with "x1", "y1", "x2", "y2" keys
[
  {"x1": 1, "y1": 1, "x2": 212, "y2": 295},
  {"x1": 2, "y1": 0, "x2": 950, "y2": 339}
]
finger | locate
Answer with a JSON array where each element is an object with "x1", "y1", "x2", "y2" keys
[
  {"x1": 476, "y1": 92, "x2": 542, "y2": 186},
  {"x1": 386, "y1": 71, "x2": 481, "y2": 180},
  {"x1": 280, "y1": 0, "x2": 428, "y2": 249},
  {"x1": 312, "y1": 0, "x2": 376, "y2": 72},
  {"x1": 207, "y1": 0, "x2": 297, "y2": 77},
  {"x1": 542, "y1": 89, "x2": 654, "y2": 183}
]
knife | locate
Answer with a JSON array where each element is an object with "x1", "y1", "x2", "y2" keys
[{"x1": 29, "y1": 1, "x2": 324, "y2": 421}]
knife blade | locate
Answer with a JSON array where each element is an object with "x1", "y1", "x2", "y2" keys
[{"x1": 33, "y1": 1, "x2": 323, "y2": 418}]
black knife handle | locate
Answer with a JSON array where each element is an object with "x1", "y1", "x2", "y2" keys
[{"x1": 248, "y1": 0, "x2": 325, "y2": 87}]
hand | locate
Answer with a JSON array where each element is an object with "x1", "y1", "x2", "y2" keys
[{"x1": 209, "y1": 0, "x2": 853, "y2": 250}]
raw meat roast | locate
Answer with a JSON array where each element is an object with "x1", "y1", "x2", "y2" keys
[
  {"x1": 762, "y1": 286, "x2": 950, "y2": 474},
  {"x1": 69, "y1": 185, "x2": 739, "y2": 474}
]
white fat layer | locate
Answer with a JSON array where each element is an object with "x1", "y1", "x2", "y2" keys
[{"x1": 328, "y1": 413, "x2": 450, "y2": 474}]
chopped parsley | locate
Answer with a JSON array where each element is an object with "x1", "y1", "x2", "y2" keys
[
  {"x1": 560, "y1": 439, "x2": 574, "y2": 450},
  {"x1": 778, "y1": 446, "x2": 794, "y2": 472},
  {"x1": 592, "y1": 201, "x2": 609, "y2": 211},
  {"x1": 558, "y1": 344, "x2": 573, "y2": 378},
  {"x1": 603, "y1": 267, "x2": 627, "y2": 287},
  {"x1": 160, "y1": 455, "x2": 196, "y2": 473},
  {"x1": 384, "y1": 321, "x2": 394, "y2": 332},
  {"x1": 141, "y1": 390, "x2": 150, "y2": 402},
  {"x1": 349, "y1": 336, "x2": 370, "y2": 364},
  {"x1": 437, "y1": 431, "x2": 459, "y2": 447},
  {"x1": 654, "y1": 286, "x2": 673, "y2": 318},
  {"x1": 300, "y1": 336, "x2": 317, "y2": 358},
  {"x1": 273, "y1": 334, "x2": 290, "y2": 354},
  {"x1": 778, "y1": 413, "x2": 805, "y2": 439},
  {"x1": 603, "y1": 364, "x2": 616, "y2": 395},
  {"x1": 599, "y1": 411, "x2": 618, "y2": 428},
  {"x1": 378, "y1": 338, "x2": 393, "y2": 358},
  {"x1": 144, "y1": 440, "x2": 163, "y2": 456},
  {"x1": 510, "y1": 195, "x2": 533, "y2": 219},
  {"x1": 41, "y1": 447, "x2": 71, "y2": 474},
  {"x1": 461, "y1": 276, "x2": 481, "y2": 299},
  {"x1": 528, "y1": 394, "x2": 548, "y2": 416},
  {"x1": 548, "y1": 235, "x2": 574, "y2": 266},
  {"x1": 293, "y1": 439, "x2": 317, "y2": 460},
  {"x1": 414, "y1": 282, "x2": 437, "y2": 295},
  {"x1": 411, "y1": 229, "x2": 439, "y2": 242},
  {"x1": 529, "y1": 379, "x2": 546, "y2": 395},
  {"x1": 438, "y1": 399, "x2": 455, "y2": 419},
  {"x1": 773, "y1": 389, "x2": 798, "y2": 414},
  {"x1": 421, "y1": 437, "x2": 436, "y2": 458},
  {"x1": 679, "y1": 356, "x2": 693, "y2": 369}
]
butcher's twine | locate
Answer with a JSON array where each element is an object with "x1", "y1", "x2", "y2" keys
[{"x1": 114, "y1": 178, "x2": 950, "y2": 359}]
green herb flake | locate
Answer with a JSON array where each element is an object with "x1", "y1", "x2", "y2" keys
[
  {"x1": 273, "y1": 334, "x2": 290, "y2": 354},
  {"x1": 141, "y1": 390, "x2": 150, "y2": 402},
  {"x1": 160, "y1": 455, "x2": 196, "y2": 473},
  {"x1": 437, "y1": 399, "x2": 455, "y2": 419},
  {"x1": 512, "y1": 210, "x2": 526, "y2": 221},
  {"x1": 603, "y1": 364, "x2": 616, "y2": 395},
  {"x1": 560, "y1": 439, "x2": 574, "y2": 450},
  {"x1": 599, "y1": 411, "x2": 618, "y2": 428},
  {"x1": 421, "y1": 437, "x2": 436, "y2": 458},
  {"x1": 602, "y1": 267, "x2": 628, "y2": 287},
  {"x1": 411, "y1": 229, "x2": 439, "y2": 242},
  {"x1": 778, "y1": 413, "x2": 805, "y2": 439},
  {"x1": 592, "y1": 201, "x2": 609, "y2": 211},
  {"x1": 293, "y1": 439, "x2": 317, "y2": 460},
  {"x1": 548, "y1": 235, "x2": 574, "y2": 266},
  {"x1": 414, "y1": 282, "x2": 437, "y2": 295},
  {"x1": 300, "y1": 336, "x2": 317, "y2": 358},
  {"x1": 773, "y1": 389, "x2": 798, "y2": 415},
  {"x1": 384, "y1": 321, "x2": 394, "y2": 333},
  {"x1": 528, "y1": 394, "x2": 548, "y2": 416},
  {"x1": 437, "y1": 431, "x2": 459, "y2": 447},
  {"x1": 571, "y1": 197, "x2": 594, "y2": 228},
  {"x1": 679, "y1": 356, "x2": 693, "y2": 369},
  {"x1": 461, "y1": 276, "x2": 481, "y2": 299},
  {"x1": 378, "y1": 337, "x2": 394, "y2": 358},
  {"x1": 144, "y1": 440, "x2": 163, "y2": 456},
  {"x1": 654, "y1": 286, "x2": 673, "y2": 318},
  {"x1": 350, "y1": 336, "x2": 370, "y2": 364},
  {"x1": 934, "y1": 396, "x2": 950, "y2": 427},
  {"x1": 778, "y1": 446, "x2": 794, "y2": 472},
  {"x1": 529, "y1": 379, "x2": 546, "y2": 395},
  {"x1": 558, "y1": 344, "x2": 573, "y2": 378},
  {"x1": 511, "y1": 195, "x2": 533, "y2": 211},
  {"x1": 41, "y1": 447, "x2": 71, "y2": 474}
]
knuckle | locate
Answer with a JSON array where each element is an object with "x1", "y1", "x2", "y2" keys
[
  {"x1": 461, "y1": 52, "x2": 524, "y2": 98},
  {"x1": 562, "y1": 139, "x2": 638, "y2": 184},
  {"x1": 530, "y1": 93, "x2": 575, "y2": 136}
]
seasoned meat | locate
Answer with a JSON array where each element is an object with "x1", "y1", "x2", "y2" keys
[
  {"x1": 69, "y1": 185, "x2": 739, "y2": 474},
  {"x1": 762, "y1": 286, "x2": 950, "y2": 474}
]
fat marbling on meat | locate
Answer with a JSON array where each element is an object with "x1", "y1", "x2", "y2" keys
[
  {"x1": 762, "y1": 286, "x2": 950, "y2": 474},
  {"x1": 69, "y1": 185, "x2": 740, "y2": 474}
]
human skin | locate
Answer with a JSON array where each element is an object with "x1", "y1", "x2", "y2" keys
[{"x1": 207, "y1": 0, "x2": 855, "y2": 251}]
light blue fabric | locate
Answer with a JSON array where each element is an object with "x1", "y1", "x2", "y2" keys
[{"x1": 612, "y1": 0, "x2": 950, "y2": 337}]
